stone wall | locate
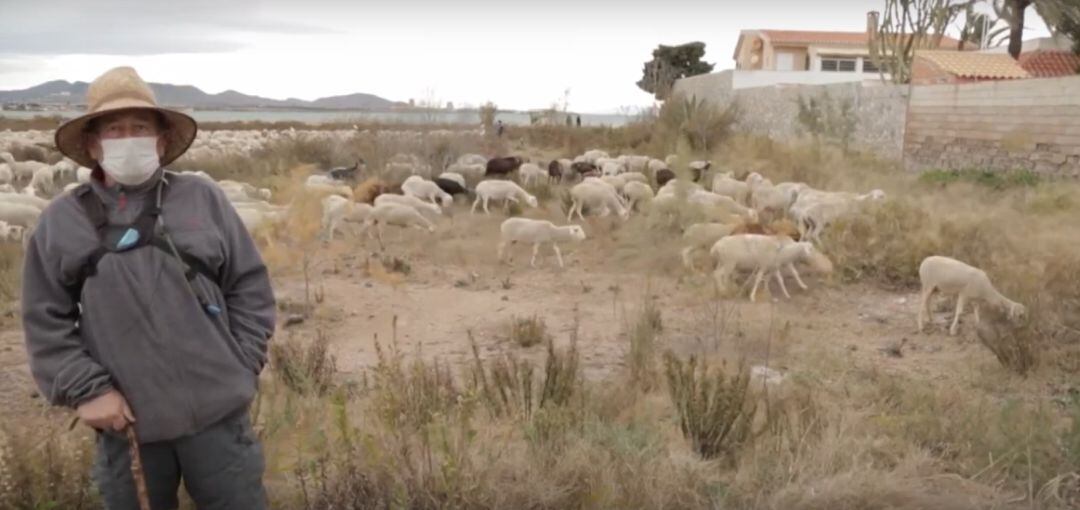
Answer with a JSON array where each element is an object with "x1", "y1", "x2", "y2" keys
[
  {"x1": 671, "y1": 73, "x2": 908, "y2": 159},
  {"x1": 904, "y1": 76, "x2": 1080, "y2": 177}
]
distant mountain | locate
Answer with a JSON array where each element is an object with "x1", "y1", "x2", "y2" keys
[{"x1": 0, "y1": 80, "x2": 396, "y2": 111}]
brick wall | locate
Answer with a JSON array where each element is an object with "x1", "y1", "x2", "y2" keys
[{"x1": 904, "y1": 75, "x2": 1080, "y2": 177}]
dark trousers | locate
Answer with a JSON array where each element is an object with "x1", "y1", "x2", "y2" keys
[{"x1": 93, "y1": 411, "x2": 267, "y2": 510}]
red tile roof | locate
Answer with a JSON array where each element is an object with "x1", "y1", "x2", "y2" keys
[
  {"x1": 1018, "y1": 50, "x2": 1080, "y2": 78},
  {"x1": 916, "y1": 50, "x2": 1030, "y2": 79},
  {"x1": 758, "y1": 30, "x2": 962, "y2": 48}
]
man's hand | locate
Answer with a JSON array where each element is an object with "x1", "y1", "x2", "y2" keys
[{"x1": 76, "y1": 389, "x2": 135, "y2": 431}]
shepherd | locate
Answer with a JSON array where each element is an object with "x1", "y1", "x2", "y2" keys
[{"x1": 22, "y1": 66, "x2": 276, "y2": 509}]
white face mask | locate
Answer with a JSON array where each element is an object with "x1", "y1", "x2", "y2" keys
[{"x1": 99, "y1": 137, "x2": 161, "y2": 186}]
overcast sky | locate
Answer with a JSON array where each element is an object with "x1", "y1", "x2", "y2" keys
[{"x1": 0, "y1": 0, "x2": 1053, "y2": 113}]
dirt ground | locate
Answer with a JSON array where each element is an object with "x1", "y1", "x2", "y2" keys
[{"x1": 0, "y1": 200, "x2": 1032, "y2": 420}]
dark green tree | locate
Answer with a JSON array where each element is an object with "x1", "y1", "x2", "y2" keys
[{"x1": 637, "y1": 42, "x2": 714, "y2": 101}]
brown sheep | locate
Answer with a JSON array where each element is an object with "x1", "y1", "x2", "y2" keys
[
  {"x1": 547, "y1": 159, "x2": 564, "y2": 183},
  {"x1": 570, "y1": 161, "x2": 599, "y2": 180},
  {"x1": 731, "y1": 218, "x2": 801, "y2": 241},
  {"x1": 485, "y1": 156, "x2": 524, "y2": 177},
  {"x1": 354, "y1": 177, "x2": 389, "y2": 204}
]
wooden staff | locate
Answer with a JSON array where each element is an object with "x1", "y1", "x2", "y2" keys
[{"x1": 125, "y1": 426, "x2": 151, "y2": 510}]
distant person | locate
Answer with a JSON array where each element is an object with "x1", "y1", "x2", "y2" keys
[
  {"x1": 496, "y1": 119, "x2": 505, "y2": 137},
  {"x1": 22, "y1": 66, "x2": 275, "y2": 509},
  {"x1": 576, "y1": 115, "x2": 582, "y2": 127},
  {"x1": 565, "y1": 114, "x2": 572, "y2": 126}
]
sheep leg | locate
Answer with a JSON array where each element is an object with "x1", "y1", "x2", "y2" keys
[
  {"x1": 681, "y1": 247, "x2": 697, "y2": 272},
  {"x1": 483, "y1": 197, "x2": 491, "y2": 215},
  {"x1": 530, "y1": 243, "x2": 540, "y2": 268},
  {"x1": 774, "y1": 270, "x2": 792, "y2": 299},
  {"x1": 788, "y1": 263, "x2": 808, "y2": 290},
  {"x1": 918, "y1": 286, "x2": 934, "y2": 332},
  {"x1": 471, "y1": 196, "x2": 480, "y2": 214},
  {"x1": 749, "y1": 269, "x2": 767, "y2": 302},
  {"x1": 973, "y1": 303, "x2": 981, "y2": 325},
  {"x1": 553, "y1": 244, "x2": 564, "y2": 268},
  {"x1": 949, "y1": 295, "x2": 966, "y2": 336},
  {"x1": 567, "y1": 201, "x2": 576, "y2": 222}
]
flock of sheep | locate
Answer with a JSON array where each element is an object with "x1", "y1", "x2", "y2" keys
[{"x1": 0, "y1": 127, "x2": 1026, "y2": 336}]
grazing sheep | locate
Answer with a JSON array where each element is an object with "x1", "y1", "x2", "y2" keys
[
  {"x1": 711, "y1": 174, "x2": 750, "y2": 205},
  {"x1": 689, "y1": 161, "x2": 712, "y2": 182},
  {"x1": 365, "y1": 202, "x2": 436, "y2": 245},
  {"x1": 547, "y1": 159, "x2": 564, "y2": 184},
  {"x1": 472, "y1": 180, "x2": 537, "y2": 214},
  {"x1": 374, "y1": 193, "x2": 442, "y2": 219},
  {"x1": 655, "y1": 169, "x2": 676, "y2": 187},
  {"x1": 647, "y1": 159, "x2": 667, "y2": 175},
  {"x1": 355, "y1": 177, "x2": 389, "y2": 204},
  {"x1": 917, "y1": 256, "x2": 1026, "y2": 336},
  {"x1": 434, "y1": 177, "x2": 470, "y2": 199},
  {"x1": 600, "y1": 161, "x2": 624, "y2": 177},
  {"x1": 0, "y1": 203, "x2": 41, "y2": 239},
  {"x1": 581, "y1": 149, "x2": 610, "y2": 164},
  {"x1": 750, "y1": 182, "x2": 798, "y2": 219},
  {"x1": 570, "y1": 161, "x2": 600, "y2": 180},
  {"x1": 402, "y1": 175, "x2": 453, "y2": 207},
  {"x1": 0, "y1": 220, "x2": 25, "y2": 243},
  {"x1": 321, "y1": 195, "x2": 373, "y2": 241},
  {"x1": 446, "y1": 163, "x2": 486, "y2": 183},
  {"x1": 457, "y1": 153, "x2": 488, "y2": 166},
  {"x1": 622, "y1": 181, "x2": 654, "y2": 212},
  {"x1": 730, "y1": 219, "x2": 801, "y2": 241},
  {"x1": 0, "y1": 163, "x2": 13, "y2": 184},
  {"x1": 29, "y1": 166, "x2": 55, "y2": 195},
  {"x1": 9, "y1": 160, "x2": 49, "y2": 181},
  {"x1": 497, "y1": 217, "x2": 586, "y2": 268},
  {"x1": 796, "y1": 190, "x2": 886, "y2": 246},
  {"x1": 485, "y1": 156, "x2": 524, "y2": 177},
  {"x1": 689, "y1": 190, "x2": 758, "y2": 222},
  {"x1": 437, "y1": 172, "x2": 467, "y2": 189},
  {"x1": 710, "y1": 234, "x2": 830, "y2": 302},
  {"x1": 0, "y1": 192, "x2": 49, "y2": 211},
  {"x1": 681, "y1": 222, "x2": 737, "y2": 271},
  {"x1": 519, "y1": 162, "x2": 547, "y2": 187},
  {"x1": 567, "y1": 181, "x2": 629, "y2": 221}
]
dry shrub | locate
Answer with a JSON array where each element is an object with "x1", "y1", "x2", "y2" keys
[
  {"x1": 976, "y1": 307, "x2": 1038, "y2": 376},
  {"x1": 663, "y1": 352, "x2": 757, "y2": 460},
  {"x1": 0, "y1": 423, "x2": 97, "y2": 509},
  {"x1": 627, "y1": 298, "x2": 663, "y2": 391},
  {"x1": 507, "y1": 315, "x2": 548, "y2": 348},
  {"x1": 370, "y1": 323, "x2": 459, "y2": 431},
  {"x1": 269, "y1": 330, "x2": 337, "y2": 396}
]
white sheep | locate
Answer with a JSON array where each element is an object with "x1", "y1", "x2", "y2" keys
[
  {"x1": 689, "y1": 190, "x2": 759, "y2": 222},
  {"x1": 321, "y1": 195, "x2": 373, "y2": 241},
  {"x1": 710, "y1": 234, "x2": 830, "y2": 302},
  {"x1": 0, "y1": 220, "x2": 25, "y2": 243},
  {"x1": 456, "y1": 153, "x2": 487, "y2": 166},
  {"x1": 304, "y1": 174, "x2": 353, "y2": 199},
  {"x1": 10, "y1": 160, "x2": 49, "y2": 181},
  {"x1": 472, "y1": 180, "x2": 538, "y2": 214},
  {"x1": 0, "y1": 192, "x2": 49, "y2": 211},
  {"x1": 681, "y1": 222, "x2": 737, "y2": 271},
  {"x1": 497, "y1": 218, "x2": 586, "y2": 268},
  {"x1": 750, "y1": 182, "x2": 797, "y2": 218},
  {"x1": 233, "y1": 206, "x2": 287, "y2": 241},
  {"x1": 28, "y1": 165, "x2": 55, "y2": 195},
  {"x1": 599, "y1": 160, "x2": 625, "y2": 176},
  {"x1": 664, "y1": 154, "x2": 678, "y2": 167},
  {"x1": 365, "y1": 202, "x2": 436, "y2": 245},
  {"x1": 917, "y1": 256, "x2": 1025, "y2": 336},
  {"x1": 622, "y1": 181, "x2": 654, "y2": 212},
  {"x1": 581, "y1": 149, "x2": 610, "y2": 164},
  {"x1": 446, "y1": 163, "x2": 486, "y2": 183},
  {"x1": 76, "y1": 166, "x2": 93, "y2": 184},
  {"x1": 567, "y1": 181, "x2": 629, "y2": 221},
  {"x1": 647, "y1": 159, "x2": 667, "y2": 175},
  {"x1": 795, "y1": 190, "x2": 886, "y2": 246},
  {"x1": 374, "y1": 193, "x2": 442, "y2": 219},
  {"x1": 711, "y1": 174, "x2": 750, "y2": 205},
  {"x1": 0, "y1": 163, "x2": 12, "y2": 185},
  {"x1": 519, "y1": 162, "x2": 547, "y2": 187},
  {"x1": 0, "y1": 202, "x2": 42, "y2": 231},
  {"x1": 52, "y1": 158, "x2": 78, "y2": 181},
  {"x1": 618, "y1": 172, "x2": 649, "y2": 185},
  {"x1": 402, "y1": 176, "x2": 453, "y2": 207}
]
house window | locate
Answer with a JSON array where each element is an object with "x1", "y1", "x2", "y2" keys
[
  {"x1": 821, "y1": 57, "x2": 857, "y2": 72},
  {"x1": 863, "y1": 58, "x2": 881, "y2": 73}
]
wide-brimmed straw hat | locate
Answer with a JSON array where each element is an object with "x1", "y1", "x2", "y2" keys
[{"x1": 54, "y1": 66, "x2": 197, "y2": 169}]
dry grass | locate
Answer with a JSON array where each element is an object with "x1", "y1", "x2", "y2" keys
[
  {"x1": 506, "y1": 315, "x2": 549, "y2": 348},
  {"x1": 2, "y1": 114, "x2": 1079, "y2": 508}
]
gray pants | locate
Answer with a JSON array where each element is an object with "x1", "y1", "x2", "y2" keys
[{"x1": 93, "y1": 411, "x2": 267, "y2": 510}]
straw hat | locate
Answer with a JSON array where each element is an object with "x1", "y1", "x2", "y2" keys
[{"x1": 54, "y1": 66, "x2": 197, "y2": 169}]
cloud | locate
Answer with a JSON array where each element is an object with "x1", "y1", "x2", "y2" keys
[{"x1": 0, "y1": 0, "x2": 332, "y2": 56}]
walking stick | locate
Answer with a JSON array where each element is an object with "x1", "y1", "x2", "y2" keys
[{"x1": 125, "y1": 426, "x2": 152, "y2": 510}]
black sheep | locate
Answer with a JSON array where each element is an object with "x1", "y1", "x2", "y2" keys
[
  {"x1": 328, "y1": 158, "x2": 366, "y2": 181},
  {"x1": 547, "y1": 159, "x2": 564, "y2": 184},
  {"x1": 570, "y1": 161, "x2": 599, "y2": 180},
  {"x1": 655, "y1": 168, "x2": 676, "y2": 187},
  {"x1": 434, "y1": 177, "x2": 470, "y2": 197},
  {"x1": 485, "y1": 156, "x2": 524, "y2": 177}
]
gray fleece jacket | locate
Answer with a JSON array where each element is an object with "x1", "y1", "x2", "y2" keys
[{"x1": 21, "y1": 169, "x2": 276, "y2": 443}]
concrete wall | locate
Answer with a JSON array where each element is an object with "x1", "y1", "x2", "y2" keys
[
  {"x1": 671, "y1": 74, "x2": 908, "y2": 158},
  {"x1": 904, "y1": 75, "x2": 1080, "y2": 177}
]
